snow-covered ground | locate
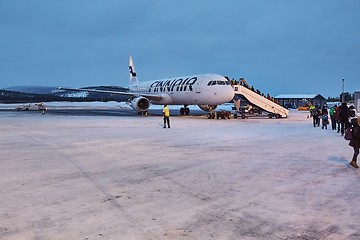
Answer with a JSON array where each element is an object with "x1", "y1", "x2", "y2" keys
[{"x1": 0, "y1": 106, "x2": 359, "y2": 239}]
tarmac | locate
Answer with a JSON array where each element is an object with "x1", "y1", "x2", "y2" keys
[{"x1": 0, "y1": 107, "x2": 359, "y2": 240}]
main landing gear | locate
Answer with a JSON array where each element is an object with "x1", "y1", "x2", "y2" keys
[
  {"x1": 180, "y1": 105, "x2": 190, "y2": 115},
  {"x1": 138, "y1": 110, "x2": 148, "y2": 116}
]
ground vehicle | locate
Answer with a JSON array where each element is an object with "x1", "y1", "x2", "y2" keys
[
  {"x1": 216, "y1": 110, "x2": 231, "y2": 119},
  {"x1": 232, "y1": 105, "x2": 282, "y2": 119},
  {"x1": 297, "y1": 102, "x2": 312, "y2": 111},
  {"x1": 207, "y1": 109, "x2": 231, "y2": 119},
  {"x1": 15, "y1": 103, "x2": 46, "y2": 111},
  {"x1": 232, "y1": 105, "x2": 263, "y2": 119}
]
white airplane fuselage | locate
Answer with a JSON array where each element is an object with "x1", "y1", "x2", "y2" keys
[
  {"x1": 59, "y1": 56, "x2": 235, "y2": 115},
  {"x1": 128, "y1": 73, "x2": 234, "y2": 106}
]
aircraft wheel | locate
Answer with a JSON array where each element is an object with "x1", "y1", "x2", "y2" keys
[
  {"x1": 234, "y1": 114, "x2": 238, "y2": 119},
  {"x1": 180, "y1": 108, "x2": 185, "y2": 115},
  {"x1": 185, "y1": 107, "x2": 190, "y2": 115},
  {"x1": 208, "y1": 112, "x2": 215, "y2": 119}
]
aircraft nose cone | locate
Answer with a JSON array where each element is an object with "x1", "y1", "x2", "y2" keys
[{"x1": 227, "y1": 87, "x2": 235, "y2": 101}]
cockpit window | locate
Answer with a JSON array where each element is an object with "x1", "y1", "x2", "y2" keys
[{"x1": 207, "y1": 80, "x2": 230, "y2": 86}]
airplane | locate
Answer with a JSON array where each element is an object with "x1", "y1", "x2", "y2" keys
[{"x1": 60, "y1": 56, "x2": 235, "y2": 115}]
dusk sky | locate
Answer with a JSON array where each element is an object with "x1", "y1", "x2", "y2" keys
[{"x1": 1, "y1": 0, "x2": 359, "y2": 97}]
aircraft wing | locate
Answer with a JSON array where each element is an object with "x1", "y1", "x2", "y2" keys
[{"x1": 58, "y1": 87, "x2": 163, "y2": 101}]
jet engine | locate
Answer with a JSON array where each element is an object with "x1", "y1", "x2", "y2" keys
[
  {"x1": 130, "y1": 97, "x2": 150, "y2": 112},
  {"x1": 198, "y1": 105, "x2": 217, "y2": 112}
]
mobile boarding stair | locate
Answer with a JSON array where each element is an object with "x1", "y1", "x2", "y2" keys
[{"x1": 233, "y1": 85, "x2": 289, "y2": 118}]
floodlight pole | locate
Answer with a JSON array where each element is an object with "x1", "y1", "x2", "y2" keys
[{"x1": 341, "y1": 78, "x2": 345, "y2": 102}]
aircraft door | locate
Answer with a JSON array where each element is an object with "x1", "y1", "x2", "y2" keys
[{"x1": 194, "y1": 77, "x2": 202, "y2": 94}]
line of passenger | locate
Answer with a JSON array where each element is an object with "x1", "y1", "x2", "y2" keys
[
  {"x1": 309, "y1": 103, "x2": 359, "y2": 168},
  {"x1": 227, "y1": 77, "x2": 278, "y2": 103},
  {"x1": 310, "y1": 102, "x2": 357, "y2": 133}
]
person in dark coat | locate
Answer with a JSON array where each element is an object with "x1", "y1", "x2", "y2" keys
[
  {"x1": 316, "y1": 106, "x2": 322, "y2": 126},
  {"x1": 321, "y1": 105, "x2": 328, "y2": 115},
  {"x1": 310, "y1": 105, "x2": 319, "y2": 127},
  {"x1": 335, "y1": 105, "x2": 341, "y2": 132},
  {"x1": 339, "y1": 102, "x2": 350, "y2": 135},
  {"x1": 329, "y1": 105, "x2": 337, "y2": 130},
  {"x1": 349, "y1": 116, "x2": 360, "y2": 168}
]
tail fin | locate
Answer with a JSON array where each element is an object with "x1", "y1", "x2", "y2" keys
[{"x1": 129, "y1": 56, "x2": 139, "y2": 83}]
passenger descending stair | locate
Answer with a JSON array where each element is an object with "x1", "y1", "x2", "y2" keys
[{"x1": 233, "y1": 85, "x2": 289, "y2": 118}]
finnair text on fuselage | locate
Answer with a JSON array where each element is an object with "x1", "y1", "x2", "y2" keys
[{"x1": 148, "y1": 77, "x2": 197, "y2": 93}]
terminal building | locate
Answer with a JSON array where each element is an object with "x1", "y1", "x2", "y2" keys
[
  {"x1": 354, "y1": 91, "x2": 360, "y2": 114},
  {"x1": 274, "y1": 94, "x2": 326, "y2": 109}
]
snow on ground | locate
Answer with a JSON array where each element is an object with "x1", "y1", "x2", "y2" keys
[{"x1": 0, "y1": 106, "x2": 359, "y2": 240}]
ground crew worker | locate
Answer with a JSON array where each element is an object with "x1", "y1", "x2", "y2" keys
[
  {"x1": 163, "y1": 105, "x2": 170, "y2": 128},
  {"x1": 309, "y1": 104, "x2": 315, "y2": 116},
  {"x1": 309, "y1": 104, "x2": 316, "y2": 126}
]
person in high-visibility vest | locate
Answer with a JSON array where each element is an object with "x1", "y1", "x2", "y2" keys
[
  {"x1": 309, "y1": 104, "x2": 317, "y2": 127},
  {"x1": 163, "y1": 105, "x2": 170, "y2": 128}
]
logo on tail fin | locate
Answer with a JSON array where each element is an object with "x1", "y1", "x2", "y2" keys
[
  {"x1": 129, "y1": 66, "x2": 137, "y2": 77},
  {"x1": 129, "y1": 56, "x2": 139, "y2": 83}
]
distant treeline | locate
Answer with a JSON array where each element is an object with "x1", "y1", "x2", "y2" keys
[
  {"x1": 0, "y1": 90, "x2": 70, "y2": 103},
  {"x1": 0, "y1": 88, "x2": 129, "y2": 103},
  {"x1": 326, "y1": 93, "x2": 354, "y2": 103}
]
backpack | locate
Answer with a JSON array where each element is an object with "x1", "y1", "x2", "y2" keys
[
  {"x1": 329, "y1": 108, "x2": 335, "y2": 116},
  {"x1": 344, "y1": 128, "x2": 352, "y2": 140}
]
